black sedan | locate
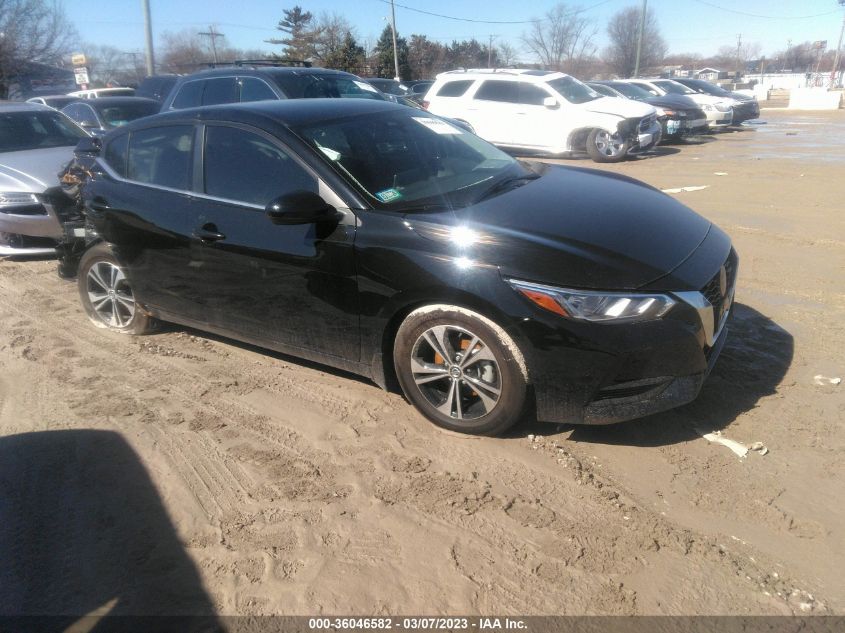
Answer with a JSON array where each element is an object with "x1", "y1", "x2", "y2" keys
[
  {"x1": 60, "y1": 97, "x2": 160, "y2": 136},
  {"x1": 588, "y1": 81, "x2": 708, "y2": 141},
  {"x1": 66, "y1": 99, "x2": 737, "y2": 436}
]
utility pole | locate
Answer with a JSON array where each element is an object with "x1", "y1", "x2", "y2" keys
[
  {"x1": 633, "y1": 0, "x2": 648, "y2": 78},
  {"x1": 389, "y1": 0, "x2": 400, "y2": 81},
  {"x1": 488, "y1": 34, "x2": 497, "y2": 68},
  {"x1": 199, "y1": 25, "x2": 225, "y2": 64},
  {"x1": 141, "y1": 0, "x2": 155, "y2": 76},
  {"x1": 735, "y1": 33, "x2": 743, "y2": 77},
  {"x1": 831, "y1": 0, "x2": 845, "y2": 88}
]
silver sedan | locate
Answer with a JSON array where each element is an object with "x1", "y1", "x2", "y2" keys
[{"x1": 0, "y1": 101, "x2": 87, "y2": 256}]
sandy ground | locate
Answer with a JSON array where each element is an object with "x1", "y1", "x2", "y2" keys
[{"x1": 1, "y1": 109, "x2": 843, "y2": 618}]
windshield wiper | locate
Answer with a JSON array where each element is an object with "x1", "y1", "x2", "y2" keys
[{"x1": 474, "y1": 173, "x2": 540, "y2": 204}]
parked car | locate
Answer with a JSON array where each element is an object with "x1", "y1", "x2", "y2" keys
[
  {"x1": 134, "y1": 74, "x2": 180, "y2": 103},
  {"x1": 362, "y1": 78, "x2": 409, "y2": 96},
  {"x1": 161, "y1": 66, "x2": 387, "y2": 111},
  {"x1": 587, "y1": 81, "x2": 707, "y2": 141},
  {"x1": 66, "y1": 99, "x2": 736, "y2": 435},
  {"x1": 405, "y1": 80, "x2": 434, "y2": 102},
  {"x1": 60, "y1": 97, "x2": 160, "y2": 136},
  {"x1": 672, "y1": 78, "x2": 760, "y2": 123},
  {"x1": 423, "y1": 69, "x2": 660, "y2": 163},
  {"x1": 0, "y1": 102, "x2": 86, "y2": 256},
  {"x1": 619, "y1": 79, "x2": 733, "y2": 129},
  {"x1": 26, "y1": 95, "x2": 79, "y2": 109},
  {"x1": 67, "y1": 87, "x2": 136, "y2": 99}
]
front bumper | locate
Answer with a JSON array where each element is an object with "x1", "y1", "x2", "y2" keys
[
  {"x1": 0, "y1": 201, "x2": 64, "y2": 256},
  {"x1": 705, "y1": 109, "x2": 733, "y2": 127},
  {"x1": 628, "y1": 121, "x2": 662, "y2": 154},
  {"x1": 662, "y1": 116, "x2": 708, "y2": 138}
]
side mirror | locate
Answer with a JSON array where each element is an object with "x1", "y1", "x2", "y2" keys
[
  {"x1": 542, "y1": 96, "x2": 559, "y2": 109},
  {"x1": 265, "y1": 191, "x2": 335, "y2": 225},
  {"x1": 74, "y1": 136, "x2": 102, "y2": 155}
]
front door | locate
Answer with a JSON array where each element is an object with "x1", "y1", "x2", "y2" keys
[{"x1": 190, "y1": 123, "x2": 359, "y2": 361}]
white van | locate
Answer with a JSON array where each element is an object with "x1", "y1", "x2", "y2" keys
[{"x1": 423, "y1": 69, "x2": 661, "y2": 163}]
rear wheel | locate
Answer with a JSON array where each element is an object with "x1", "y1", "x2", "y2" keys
[
  {"x1": 77, "y1": 243, "x2": 154, "y2": 335},
  {"x1": 586, "y1": 128, "x2": 630, "y2": 163},
  {"x1": 393, "y1": 305, "x2": 527, "y2": 436}
]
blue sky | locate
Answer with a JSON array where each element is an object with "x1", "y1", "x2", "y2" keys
[{"x1": 65, "y1": 0, "x2": 845, "y2": 60}]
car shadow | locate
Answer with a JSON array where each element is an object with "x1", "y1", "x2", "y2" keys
[
  {"x1": 508, "y1": 303, "x2": 794, "y2": 447},
  {"x1": 0, "y1": 430, "x2": 220, "y2": 631}
]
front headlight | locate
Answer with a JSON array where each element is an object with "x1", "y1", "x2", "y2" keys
[
  {"x1": 508, "y1": 279, "x2": 675, "y2": 323},
  {"x1": 0, "y1": 192, "x2": 45, "y2": 215}
]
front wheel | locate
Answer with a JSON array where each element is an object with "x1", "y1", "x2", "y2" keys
[
  {"x1": 393, "y1": 305, "x2": 527, "y2": 436},
  {"x1": 77, "y1": 243, "x2": 154, "y2": 335},
  {"x1": 586, "y1": 128, "x2": 630, "y2": 163}
]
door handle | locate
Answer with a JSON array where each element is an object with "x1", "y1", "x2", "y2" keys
[{"x1": 193, "y1": 223, "x2": 226, "y2": 243}]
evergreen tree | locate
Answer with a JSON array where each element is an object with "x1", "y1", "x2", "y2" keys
[
  {"x1": 324, "y1": 32, "x2": 365, "y2": 74},
  {"x1": 266, "y1": 5, "x2": 318, "y2": 61},
  {"x1": 373, "y1": 25, "x2": 411, "y2": 80}
]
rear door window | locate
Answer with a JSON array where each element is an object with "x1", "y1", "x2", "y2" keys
[
  {"x1": 518, "y1": 83, "x2": 551, "y2": 105},
  {"x1": 104, "y1": 133, "x2": 129, "y2": 177},
  {"x1": 474, "y1": 80, "x2": 519, "y2": 103},
  {"x1": 171, "y1": 81, "x2": 203, "y2": 109},
  {"x1": 239, "y1": 78, "x2": 278, "y2": 103},
  {"x1": 127, "y1": 125, "x2": 194, "y2": 190},
  {"x1": 202, "y1": 78, "x2": 239, "y2": 106}
]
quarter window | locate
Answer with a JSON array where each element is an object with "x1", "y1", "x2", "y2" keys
[
  {"x1": 435, "y1": 80, "x2": 474, "y2": 97},
  {"x1": 127, "y1": 125, "x2": 194, "y2": 190},
  {"x1": 203, "y1": 126, "x2": 317, "y2": 206},
  {"x1": 474, "y1": 80, "x2": 519, "y2": 103},
  {"x1": 104, "y1": 133, "x2": 129, "y2": 177},
  {"x1": 171, "y1": 81, "x2": 203, "y2": 109},
  {"x1": 239, "y1": 78, "x2": 277, "y2": 103}
]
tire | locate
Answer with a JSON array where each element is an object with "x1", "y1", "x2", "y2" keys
[
  {"x1": 77, "y1": 243, "x2": 154, "y2": 335},
  {"x1": 393, "y1": 305, "x2": 528, "y2": 436},
  {"x1": 586, "y1": 128, "x2": 630, "y2": 163}
]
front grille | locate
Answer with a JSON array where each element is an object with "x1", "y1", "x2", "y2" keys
[
  {"x1": 700, "y1": 249, "x2": 738, "y2": 330},
  {"x1": 639, "y1": 114, "x2": 655, "y2": 132},
  {"x1": 593, "y1": 377, "x2": 670, "y2": 402}
]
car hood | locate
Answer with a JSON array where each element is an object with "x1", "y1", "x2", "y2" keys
[
  {"x1": 643, "y1": 94, "x2": 700, "y2": 110},
  {"x1": 582, "y1": 96, "x2": 655, "y2": 118},
  {"x1": 0, "y1": 146, "x2": 75, "y2": 193},
  {"x1": 408, "y1": 164, "x2": 712, "y2": 290}
]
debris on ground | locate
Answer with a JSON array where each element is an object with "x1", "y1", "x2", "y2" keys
[
  {"x1": 749, "y1": 442, "x2": 769, "y2": 456},
  {"x1": 714, "y1": 172, "x2": 728, "y2": 176},
  {"x1": 813, "y1": 375, "x2": 841, "y2": 386},
  {"x1": 695, "y1": 428, "x2": 749, "y2": 458},
  {"x1": 662, "y1": 185, "x2": 710, "y2": 193}
]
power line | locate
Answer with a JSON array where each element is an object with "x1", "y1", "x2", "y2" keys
[
  {"x1": 198, "y1": 25, "x2": 226, "y2": 63},
  {"x1": 687, "y1": 0, "x2": 840, "y2": 20},
  {"x1": 373, "y1": 0, "x2": 615, "y2": 25}
]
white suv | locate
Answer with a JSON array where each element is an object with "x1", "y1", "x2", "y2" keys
[{"x1": 423, "y1": 69, "x2": 661, "y2": 163}]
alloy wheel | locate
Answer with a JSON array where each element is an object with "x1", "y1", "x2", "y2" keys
[
  {"x1": 594, "y1": 130, "x2": 626, "y2": 157},
  {"x1": 86, "y1": 261, "x2": 136, "y2": 328},
  {"x1": 410, "y1": 324, "x2": 502, "y2": 421}
]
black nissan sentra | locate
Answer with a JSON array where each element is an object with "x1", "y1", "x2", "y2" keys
[{"x1": 69, "y1": 99, "x2": 737, "y2": 436}]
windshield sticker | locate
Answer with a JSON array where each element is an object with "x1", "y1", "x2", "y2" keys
[
  {"x1": 317, "y1": 145, "x2": 342, "y2": 161},
  {"x1": 375, "y1": 188, "x2": 403, "y2": 203},
  {"x1": 353, "y1": 80, "x2": 379, "y2": 93},
  {"x1": 413, "y1": 117, "x2": 462, "y2": 134}
]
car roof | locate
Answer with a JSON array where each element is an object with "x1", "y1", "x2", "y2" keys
[
  {"x1": 177, "y1": 67, "x2": 355, "y2": 80},
  {"x1": 436, "y1": 69, "x2": 571, "y2": 83},
  {"x1": 0, "y1": 101, "x2": 53, "y2": 112},
  {"x1": 67, "y1": 97, "x2": 159, "y2": 107},
  {"x1": 118, "y1": 98, "x2": 402, "y2": 133}
]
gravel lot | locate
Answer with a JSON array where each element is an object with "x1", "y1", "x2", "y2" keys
[{"x1": 1, "y1": 108, "x2": 843, "y2": 617}]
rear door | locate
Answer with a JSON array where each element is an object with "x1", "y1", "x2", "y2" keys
[
  {"x1": 510, "y1": 82, "x2": 560, "y2": 149},
  {"x1": 466, "y1": 80, "x2": 519, "y2": 144},
  {"x1": 190, "y1": 123, "x2": 359, "y2": 360}
]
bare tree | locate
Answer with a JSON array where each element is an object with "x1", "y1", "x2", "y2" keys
[
  {"x1": 521, "y1": 3, "x2": 597, "y2": 72},
  {"x1": 603, "y1": 5, "x2": 666, "y2": 78},
  {"x1": 496, "y1": 41, "x2": 519, "y2": 67},
  {"x1": 312, "y1": 12, "x2": 354, "y2": 64},
  {"x1": 0, "y1": 0, "x2": 78, "y2": 97}
]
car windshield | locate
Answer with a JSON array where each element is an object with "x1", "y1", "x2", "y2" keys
[
  {"x1": 369, "y1": 80, "x2": 406, "y2": 96},
  {"x1": 654, "y1": 80, "x2": 696, "y2": 95},
  {"x1": 96, "y1": 102, "x2": 160, "y2": 128},
  {"x1": 546, "y1": 76, "x2": 600, "y2": 104},
  {"x1": 608, "y1": 82, "x2": 653, "y2": 100},
  {"x1": 686, "y1": 80, "x2": 730, "y2": 96},
  {"x1": 295, "y1": 110, "x2": 527, "y2": 210},
  {"x1": 0, "y1": 111, "x2": 87, "y2": 152},
  {"x1": 273, "y1": 73, "x2": 387, "y2": 100}
]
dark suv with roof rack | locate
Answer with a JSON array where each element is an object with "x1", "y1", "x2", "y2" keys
[{"x1": 161, "y1": 66, "x2": 386, "y2": 111}]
